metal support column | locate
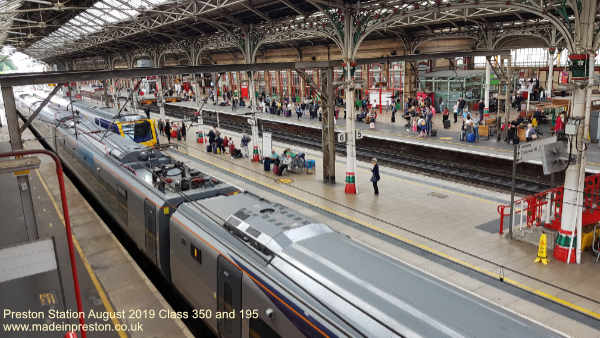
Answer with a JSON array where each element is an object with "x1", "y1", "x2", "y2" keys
[
  {"x1": 546, "y1": 48, "x2": 555, "y2": 100},
  {"x1": 1, "y1": 86, "x2": 39, "y2": 240},
  {"x1": 157, "y1": 76, "x2": 165, "y2": 118},
  {"x1": 130, "y1": 79, "x2": 138, "y2": 111},
  {"x1": 484, "y1": 58, "x2": 490, "y2": 115},
  {"x1": 559, "y1": 0, "x2": 597, "y2": 264},
  {"x1": 343, "y1": 10, "x2": 357, "y2": 193},
  {"x1": 194, "y1": 79, "x2": 205, "y2": 145},
  {"x1": 248, "y1": 70, "x2": 260, "y2": 156},
  {"x1": 322, "y1": 68, "x2": 336, "y2": 184},
  {"x1": 102, "y1": 80, "x2": 110, "y2": 108}
]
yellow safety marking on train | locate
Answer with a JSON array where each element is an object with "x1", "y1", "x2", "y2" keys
[
  {"x1": 36, "y1": 170, "x2": 128, "y2": 338},
  {"x1": 182, "y1": 149, "x2": 600, "y2": 322}
]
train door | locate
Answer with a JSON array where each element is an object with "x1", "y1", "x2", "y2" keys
[
  {"x1": 217, "y1": 255, "x2": 242, "y2": 338},
  {"x1": 144, "y1": 199, "x2": 157, "y2": 264}
]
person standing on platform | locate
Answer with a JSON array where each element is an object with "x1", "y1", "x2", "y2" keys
[
  {"x1": 241, "y1": 134, "x2": 251, "y2": 158},
  {"x1": 208, "y1": 127, "x2": 216, "y2": 152},
  {"x1": 425, "y1": 107, "x2": 433, "y2": 136},
  {"x1": 158, "y1": 119, "x2": 164, "y2": 136},
  {"x1": 181, "y1": 122, "x2": 187, "y2": 142},
  {"x1": 165, "y1": 120, "x2": 171, "y2": 143},
  {"x1": 370, "y1": 158, "x2": 380, "y2": 195},
  {"x1": 145, "y1": 108, "x2": 151, "y2": 119},
  {"x1": 457, "y1": 97, "x2": 465, "y2": 123}
]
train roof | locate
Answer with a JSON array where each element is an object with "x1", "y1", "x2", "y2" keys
[{"x1": 187, "y1": 192, "x2": 562, "y2": 338}]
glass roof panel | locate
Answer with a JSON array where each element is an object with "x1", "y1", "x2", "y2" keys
[
  {"x1": 88, "y1": 9, "x2": 118, "y2": 23},
  {"x1": 108, "y1": 10, "x2": 129, "y2": 20},
  {"x1": 79, "y1": 13, "x2": 105, "y2": 25},
  {"x1": 124, "y1": 10, "x2": 139, "y2": 17}
]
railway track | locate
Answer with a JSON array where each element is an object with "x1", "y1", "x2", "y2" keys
[{"x1": 147, "y1": 103, "x2": 553, "y2": 195}]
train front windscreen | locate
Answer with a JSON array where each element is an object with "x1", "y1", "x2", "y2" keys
[{"x1": 121, "y1": 120, "x2": 154, "y2": 143}]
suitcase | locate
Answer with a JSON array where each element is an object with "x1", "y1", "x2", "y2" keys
[
  {"x1": 443, "y1": 119, "x2": 451, "y2": 129},
  {"x1": 263, "y1": 158, "x2": 271, "y2": 171},
  {"x1": 467, "y1": 133, "x2": 475, "y2": 143},
  {"x1": 206, "y1": 144, "x2": 212, "y2": 152},
  {"x1": 273, "y1": 164, "x2": 279, "y2": 175},
  {"x1": 430, "y1": 129, "x2": 437, "y2": 137}
]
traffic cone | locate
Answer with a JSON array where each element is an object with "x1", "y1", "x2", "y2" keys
[
  {"x1": 252, "y1": 146, "x2": 260, "y2": 162},
  {"x1": 344, "y1": 172, "x2": 357, "y2": 194}
]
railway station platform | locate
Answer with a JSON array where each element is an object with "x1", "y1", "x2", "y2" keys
[
  {"x1": 162, "y1": 122, "x2": 600, "y2": 337},
  {"x1": 167, "y1": 100, "x2": 600, "y2": 171},
  {"x1": 0, "y1": 126, "x2": 193, "y2": 337}
]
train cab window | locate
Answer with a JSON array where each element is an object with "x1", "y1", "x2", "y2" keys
[
  {"x1": 249, "y1": 318, "x2": 280, "y2": 338},
  {"x1": 190, "y1": 244, "x2": 202, "y2": 264},
  {"x1": 121, "y1": 121, "x2": 153, "y2": 143}
]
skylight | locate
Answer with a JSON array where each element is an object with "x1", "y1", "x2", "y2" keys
[{"x1": 27, "y1": 0, "x2": 172, "y2": 56}]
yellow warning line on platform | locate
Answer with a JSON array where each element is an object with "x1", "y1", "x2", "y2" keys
[
  {"x1": 181, "y1": 148, "x2": 600, "y2": 322},
  {"x1": 36, "y1": 170, "x2": 127, "y2": 338}
]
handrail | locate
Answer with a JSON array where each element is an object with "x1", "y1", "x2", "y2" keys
[
  {"x1": 498, "y1": 173, "x2": 600, "y2": 234},
  {"x1": 0, "y1": 149, "x2": 86, "y2": 338}
]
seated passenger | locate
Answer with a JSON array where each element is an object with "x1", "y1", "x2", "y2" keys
[
  {"x1": 270, "y1": 150, "x2": 280, "y2": 163},
  {"x1": 366, "y1": 111, "x2": 376, "y2": 124},
  {"x1": 357, "y1": 110, "x2": 367, "y2": 122},
  {"x1": 526, "y1": 123, "x2": 537, "y2": 141},
  {"x1": 278, "y1": 153, "x2": 292, "y2": 176}
]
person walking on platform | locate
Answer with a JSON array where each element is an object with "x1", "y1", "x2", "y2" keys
[
  {"x1": 158, "y1": 119, "x2": 164, "y2": 136},
  {"x1": 370, "y1": 158, "x2": 380, "y2": 195},
  {"x1": 165, "y1": 121, "x2": 172, "y2": 143},
  {"x1": 241, "y1": 134, "x2": 251, "y2": 158}
]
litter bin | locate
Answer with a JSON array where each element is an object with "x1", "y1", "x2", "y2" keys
[{"x1": 591, "y1": 111, "x2": 600, "y2": 143}]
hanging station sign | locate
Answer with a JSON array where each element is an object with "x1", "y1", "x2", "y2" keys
[{"x1": 569, "y1": 54, "x2": 589, "y2": 81}]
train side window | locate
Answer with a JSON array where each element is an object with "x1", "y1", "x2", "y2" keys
[
  {"x1": 190, "y1": 244, "x2": 201, "y2": 264},
  {"x1": 249, "y1": 318, "x2": 280, "y2": 338}
]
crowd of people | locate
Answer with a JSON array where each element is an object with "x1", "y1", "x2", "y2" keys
[
  {"x1": 157, "y1": 119, "x2": 187, "y2": 143},
  {"x1": 502, "y1": 108, "x2": 565, "y2": 144}
]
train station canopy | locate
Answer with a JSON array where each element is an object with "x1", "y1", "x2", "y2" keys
[{"x1": 0, "y1": 0, "x2": 594, "y2": 64}]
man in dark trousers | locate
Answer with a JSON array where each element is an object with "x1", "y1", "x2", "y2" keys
[
  {"x1": 144, "y1": 108, "x2": 151, "y2": 119},
  {"x1": 165, "y1": 120, "x2": 171, "y2": 143},
  {"x1": 181, "y1": 122, "x2": 187, "y2": 142},
  {"x1": 208, "y1": 127, "x2": 216, "y2": 152},
  {"x1": 371, "y1": 158, "x2": 380, "y2": 195}
]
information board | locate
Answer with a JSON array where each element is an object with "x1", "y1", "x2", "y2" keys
[
  {"x1": 262, "y1": 132, "x2": 272, "y2": 156},
  {"x1": 517, "y1": 136, "x2": 557, "y2": 163}
]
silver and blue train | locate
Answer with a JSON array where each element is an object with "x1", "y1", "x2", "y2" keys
[{"x1": 15, "y1": 90, "x2": 564, "y2": 338}]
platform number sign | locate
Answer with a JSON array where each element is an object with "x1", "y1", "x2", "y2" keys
[
  {"x1": 356, "y1": 129, "x2": 363, "y2": 139},
  {"x1": 337, "y1": 132, "x2": 346, "y2": 143}
]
